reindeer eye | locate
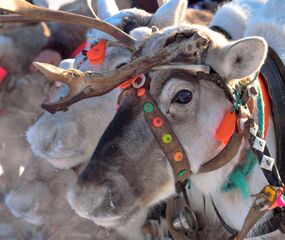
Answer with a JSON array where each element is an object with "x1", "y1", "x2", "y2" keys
[
  {"x1": 116, "y1": 63, "x2": 127, "y2": 69},
  {"x1": 172, "y1": 90, "x2": 193, "y2": 104}
]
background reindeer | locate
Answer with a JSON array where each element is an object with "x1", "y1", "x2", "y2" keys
[{"x1": 5, "y1": 1, "x2": 187, "y2": 239}]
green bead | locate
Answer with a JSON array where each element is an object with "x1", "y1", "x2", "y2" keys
[
  {"x1": 178, "y1": 169, "x2": 187, "y2": 177},
  {"x1": 143, "y1": 102, "x2": 154, "y2": 113},
  {"x1": 162, "y1": 133, "x2": 172, "y2": 144}
]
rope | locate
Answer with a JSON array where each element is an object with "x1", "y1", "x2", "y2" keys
[{"x1": 221, "y1": 86, "x2": 264, "y2": 198}]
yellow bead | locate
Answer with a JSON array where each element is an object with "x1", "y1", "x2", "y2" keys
[{"x1": 162, "y1": 133, "x2": 172, "y2": 144}]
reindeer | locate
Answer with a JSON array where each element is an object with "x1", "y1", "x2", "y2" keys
[
  {"x1": 18, "y1": 0, "x2": 285, "y2": 238},
  {"x1": 0, "y1": 14, "x2": 50, "y2": 197},
  {"x1": 5, "y1": 156, "x2": 124, "y2": 240},
  {"x1": 13, "y1": 0, "x2": 270, "y2": 238},
  {"x1": 0, "y1": 1, "x2": 125, "y2": 239},
  {"x1": 5, "y1": 1, "x2": 187, "y2": 239}
]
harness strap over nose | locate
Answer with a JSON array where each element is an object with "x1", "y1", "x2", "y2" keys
[{"x1": 139, "y1": 91, "x2": 191, "y2": 184}]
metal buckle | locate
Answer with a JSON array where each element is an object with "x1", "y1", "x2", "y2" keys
[{"x1": 172, "y1": 206, "x2": 198, "y2": 233}]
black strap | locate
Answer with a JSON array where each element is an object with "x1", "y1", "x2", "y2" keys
[
  {"x1": 211, "y1": 199, "x2": 238, "y2": 236},
  {"x1": 210, "y1": 26, "x2": 232, "y2": 40},
  {"x1": 212, "y1": 199, "x2": 282, "y2": 237},
  {"x1": 261, "y1": 47, "x2": 285, "y2": 183}
]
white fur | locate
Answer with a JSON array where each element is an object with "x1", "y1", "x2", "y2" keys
[
  {"x1": 245, "y1": 0, "x2": 285, "y2": 65},
  {"x1": 151, "y1": 0, "x2": 187, "y2": 29},
  {"x1": 130, "y1": 27, "x2": 153, "y2": 41},
  {"x1": 210, "y1": 0, "x2": 267, "y2": 41},
  {"x1": 59, "y1": 58, "x2": 75, "y2": 69},
  {"x1": 97, "y1": 0, "x2": 119, "y2": 20}
]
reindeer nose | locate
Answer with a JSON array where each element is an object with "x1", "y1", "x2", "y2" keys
[
  {"x1": 67, "y1": 180, "x2": 109, "y2": 218},
  {"x1": 5, "y1": 188, "x2": 41, "y2": 219}
]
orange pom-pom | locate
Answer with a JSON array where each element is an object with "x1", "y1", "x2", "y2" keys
[
  {"x1": 87, "y1": 40, "x2": 107, "y2": 64},
  {"x1": 215, "y1": 110, "x2": 237, "y2": 144}
]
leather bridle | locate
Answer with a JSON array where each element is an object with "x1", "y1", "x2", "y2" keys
[{"x1": 119, "y1": 58, "x2": 285, "y2": 239}]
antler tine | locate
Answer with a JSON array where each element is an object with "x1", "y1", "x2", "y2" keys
[{"x1": 0, "y1": 0, "x2": 137, "y2": 51}]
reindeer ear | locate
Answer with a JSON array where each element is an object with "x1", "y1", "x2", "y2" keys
[
  {"x1": 97, "y1": 0, "x2": 119, "y2": 20},
  {"x1": 151, "y1": 0, "x2": 187, "y2": 29},
  {"x1": 206, "y1": 37, "x2": 268, "y2": 80}
]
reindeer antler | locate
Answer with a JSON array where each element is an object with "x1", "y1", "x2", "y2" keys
[
  {"x1": 0, "y1": 14, "x2": 37, "y2": 23},
  {"x1": 0, "y1": 0, "x2": 137, "y2": 51},
  {"x1": 34, "y1": 31, "x2": 211, "y2": 113}
]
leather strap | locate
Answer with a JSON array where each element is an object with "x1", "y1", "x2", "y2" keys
[
  {"x1": 140, "y1": 91, "x2": 191, "y2": 184},
  {"x1": 166, "y1": 197, "x2": 189, "y2": 240},
  {"x1": 210, "y1": 26, "x2": 232, "y2": 40},
  {"x1": 199, "y1": 132, "x2": 243, "y2": 173}
]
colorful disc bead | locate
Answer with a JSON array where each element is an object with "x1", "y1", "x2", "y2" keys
[
  {"x1": 174, "y1": 151, "x2": 183, "y2": 162},
  {"x1": 153, "y1": 117, "x2": 164, "y2": 128},
  {"x1": 162, "y1": 133, "x2": 172, "y2": 144},
  {"x1": 137, "y1": 88, "x2": 146, "y2": 97},
  {"x1": 178, "y1": 169, "x2": 187, "y2": 177},
  {"x1": 143, "y1": 102, "x2": 154, "y2": 113}
]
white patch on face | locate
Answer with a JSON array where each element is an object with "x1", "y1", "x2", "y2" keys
[{"x1": 158, "y1": 77, "x2": 242, "y2": 194}]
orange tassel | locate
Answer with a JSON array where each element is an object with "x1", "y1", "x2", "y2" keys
[
  {"x1": 87, "y1": 40, "x2": 107, "y2": 64},
  {"x1": 215, "y1": 110, "x2": 237, "y2": 144}
]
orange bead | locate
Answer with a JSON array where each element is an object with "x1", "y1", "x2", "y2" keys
[
  {"x1": 153, "y1": 117, "x2": 163, "y2": 127},
  {"x1": 137, "y1": 88, "x2": 146, "y2": 97},
  {"x1": 174, "y1": 152, "x2": 183, "y2": 162}
]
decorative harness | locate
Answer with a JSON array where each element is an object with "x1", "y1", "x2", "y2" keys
[
  {"x1": 86, "y1": 32, "x2": 285, "y2": 239},
  {"x1": 118, "y1": 59, "x2": 285, "y2": 240}
]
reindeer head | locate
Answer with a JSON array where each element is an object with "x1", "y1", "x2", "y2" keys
[
  {"x1": 61, "y1": 25, "x2": 267, "y2": 228},
  {"x1": 26, "y1": 0, "x2": 187, "y2": 169}
]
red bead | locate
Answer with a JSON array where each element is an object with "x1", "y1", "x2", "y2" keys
[{"x1": 153, "y1": 117, "x2": 164, "y2": 127}]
